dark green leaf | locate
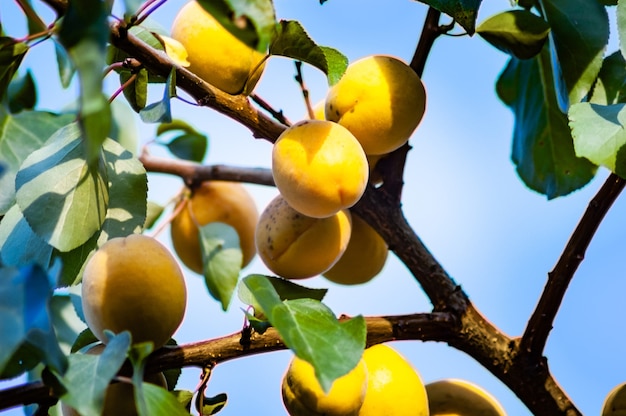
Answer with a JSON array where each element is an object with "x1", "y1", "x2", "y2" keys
[
  {"x1": 121, "y1": 68, "x2": 148, "y2": 112},
  {"x1": 0, "y1": 204, "x2": 52, "y2": 268},
  {"x1": 241, "y1": 275, "x2": 366, "y2": 393},
  {"x1": 0, "y1": 265, "x2": 67, "y2": 378},
  {"x1": 0, "y1": 109, "x2": 75, "y2": 214},
  {"x1": 157, "y1": 119, "x2": 208, "y2": 162},
  {"x1": 415, "y1": 0, "x2": 482, "y2": 34},
  {"x1": 58, "y1": 332, "x2": 131, "y2": 416},
  {"x1": 477, "y1": 10, "x2": 550, "y2": 59},
  {"x1": 57, "y1": 0, "x2": 108, "y2": 50},
  {"x1": 140, "y1": 69, "x2": 176, "y2": 123},
  {"x1": 54, "y1": 40, "x2": 75, "y2": 88},
  {"x1": 0, "y1": 38, "x2": 29, "y2": 103},
  {"x1": 200, "y1": 223, "x2": 243, "y2": 311},
  {"x1": 70, "y1": 328, "x2": 99, "y2": 353},
  {"x1": 15, "y1": 123, "x2": 109, "y2": 252},
  {"x1": 496, "y1": 48, "x2": 596, "y2": 198},
  {"x1": 590, "y1": 51, "x2": 626, "y2": 105},
  {"x1": 569, "y1": 102, "x2": 626, "y2": 177},
  {"x1": 8, "y1": 70, "x2": 37, "y2": 113},
  {"x1": 196, "y1": 392, "x2": 227, "y2": 415},
  {"x1": 197, "y1": 0, "x2": 276, "y2": 52},
  {"x1": 270, "y1": 20, "x2": 348, "y2": 86},
  {"x1": 540, "y1": 0, "x2": 608, "y2": 109}
]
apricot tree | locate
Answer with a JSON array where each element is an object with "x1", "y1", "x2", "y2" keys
[{"x1": 0, "y1": 0, "x2": 625, "y2": 415}]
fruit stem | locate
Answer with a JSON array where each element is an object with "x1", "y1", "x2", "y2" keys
[{"x1": 294, "y1": 61, "x2": 315, "y2": 120}]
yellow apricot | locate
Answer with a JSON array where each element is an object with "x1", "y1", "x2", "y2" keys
[
  {"x1": 323, "y1": 214, "x2": 388, "y2": 285},
  {"x1": 282, "y1": 355, "x2": 368, "y2": 416},
  {"x1": 170, "y1": 181, "x2": 259, "y2": 274},
  {"x1": 171, "y1": 1, "x2": 266, "y2": 94},
  {"x1": 426, "y1": 378, "x2": 506, "y2": 416},
  {"x1": 358, "y1": 344, "x2": 429, "y2": 416},
  {"x1": 81, "y1": 234, "x2": 187, "y2": 349},
  {"x1": 272, "y1": 119, "x2": 369, "y2": 218},
  {"x1": 326, "y1": 55, "x2": 426, "y2": 155},
  {"x1": 62, "y1": 343, "x2": 168, "y2": 416},
  {"x1": 255, "y1": 195, "x2": 352, "y2": 279}
]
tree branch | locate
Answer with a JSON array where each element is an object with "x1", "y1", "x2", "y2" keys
[{"x1": 520, "y1": 173, "x2": 626, "y2": 358}]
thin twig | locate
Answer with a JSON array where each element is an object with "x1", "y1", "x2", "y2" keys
[
  {"x1": 520, "y1": 173, "x2": 626, "y2": 357},
  {"x1": 294, "y1": 61, "x2": 314, "y2": 119},
  {"x1": 250, "y1": 94, "x2": 291, "y2": 126}
]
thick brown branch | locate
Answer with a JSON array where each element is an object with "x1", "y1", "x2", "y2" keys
[
  {"x1": 0, "y1": 313, "x2": 457, "y2": 411},
  {"x1": 521, "y1": 173, "x2": 626, "y2": 358},
  {"x1": 139, "y1": 152, "x2": 275, "y2": 188}
]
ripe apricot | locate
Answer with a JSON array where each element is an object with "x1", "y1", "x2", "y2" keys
[
  {"x1": 282, "y1": 355, "x2": 368, "y2": 416},
  {"x1": 272, "y1": 119, "x2": 369, "y2": 218},
  {"x1": 326, "y1": 55, "x2": 426, "y2": 155},
  {"x1": 255, "y1": 195, "x2": 352, "y2": 279},
  {"x1": 170, "y1": 181, "x2": 259, "y2": 274},
  {"x1": 323, "y1": 214, "x2": 388, "y2": 285},
  {"x1": 81, "y1": 234, "x2": 187, "y2": 349},
  {"x1": 170, "y1": 1, "x2": 266, "y2": 94}
]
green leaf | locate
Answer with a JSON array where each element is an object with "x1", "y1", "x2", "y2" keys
[
  {"x1": 197, "y1": 0, "x2": 276, "y2": 52},
  {"x1": 0, "y1": 109, "x2": 75, "y2": 214},
  {"x1": 539, "y1": 0, "x2": 608, "y2": 109},
  {"x1": 143, "y1": 383, "x2": 191, "y2": 416},
  {"x1": 477, "y1": 10, "x2": 550, "y2": 59},
  {"x1": 568, "y1": 102, "x2": 626, "y2": 177},
  {"x1": 590, "y1": 51, "x2": 626, "y2": 105},
  {"x1": 0, "y1": 265, "x2": 67, "y2": 378},
  {"x1": 0, "y1": 38, "x2": 29, "y2": 103},
  {"x1": 53, "y1": 137, "x2": 148, "y2": 286},
  {"x1": 140, "y1": 69, "x2": 176, "y2": 123},
  {"x1": 241, "y1": 275, "x2": 366, "y2": 393},
  {"x1": 58, "y1": 332, "x2": 131, "y2": 416},
  {"x1": 415, "y1": 0, "x2": 482, "y2": 34},
  {"x1": 15, "y1": 123, "x2": 109, "y2": 252},
  {"x1": 270, "y1": 20, "x2": 348, "y2": 86},
  {"x1": 195, "y1": 392, "x2": 228, "y2": 415},
  {"x1": 57, "y1": 0, "x2": 109, "y2": 50},
  {"x1": 121, "y1": 68, "x2": 148, "y2": 112},
  {"x1": 496, "y1": 48, "x2": 596, "y2": 198},
  {"x1": 110, "y1": 99, "x2": 139, "y2": 155},
  {"x1": 200, "y1": 223, "x2": 243, "y2": 311},
  {"x1": 8, "y1": 70, "x2": 37, "y2": 113},
  {"x1": 144, "y1": 201, "x2": 165, "y2": 229},
  {"x1": 238, "y1": 274, "x2": 327, "y2": 319},
  {"x1": 54, "y1": 40, "x2": 75, "y2": 88},
  {"x1": 0, "y1": 204, "x2": 52, "y2": 268},
  {"x1": 70, "y1": 328, "x2": 99, "y2": 353},
  {"x1": 618, "y1": 0, "x2": 626, "y2": 60},
  {"x1": 50, "y1": 294, "x2": 88, "y2": 354},
  {"x1": 157, "y1": 120, "x2": 209, "y2": 162}
]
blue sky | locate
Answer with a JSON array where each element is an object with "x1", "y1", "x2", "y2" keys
[{"x1": 3, "y1": 0, "x2": 626, "y2": 415}]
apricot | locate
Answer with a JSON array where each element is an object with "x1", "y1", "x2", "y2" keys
[
  {"x1": 272, "y1": 119, "x2": 369, "y2": 218},
  {"x1": 426, "y1": 378, "x2": 506, "y2": 416},
  {"x1": 81, "y1": 234, "x2": 187, "y2": 349},
  {"x1": 326, "y1": 55, "x2": 426, "y2": 155},
  {"x1": 282, "y1": 355, "x2": 368, "y2": 416},
  {"x1": 170, "y1": 1, "x2": 266, "y2": 94},
  {"x1": 255, "y1": 195, "x2": 352, "y2": 279},
  {"x1": 322, "y1": 214, "x2": 388, "y2": 285},
  {"x1": 170, "y1": 181, "x2": 259, "y2": 274}
]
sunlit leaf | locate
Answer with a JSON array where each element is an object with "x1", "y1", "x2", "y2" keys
[
  {"x1": 197, "y1": 0, "x2": 276, "y2": 52},
  {"x1": 241, "y1": 275, "x2": 366, "y2": 393},
  {"x1": 0, "y1": 265, "x2": 67, "y2": 378},
  {"x1": 200, "y1": 223, "x2": 243, "y2": 311},
  {"x1": 496, "y1": 48, "x2": 596, "y2": 198},
  {"x1": 590, "y1": 52, "x2": 626, "y2": 106},
  {"x1": 477, "y1": 10, "x2": 550, "y2": 59},
  {"x1": 270, "y1": 20, "x2": 348, "y2": 86},
  {"x1": 144, "y1": 201, "x2": 165, "y2": 230},
  {"x1": 58, "y1": 332, "x2": 131, "y2": 416},
  {"x1": 414, "y1": 0, "x2": 482, "y2": 34},
  {"x1": 15, "y1": 123, "x2": 109, "y2": 252},
  {"x1": 143, "y1": 383, "x2": 191, "y2": 416},
  {"x1": 0, "y1": 204, "x2": 52, "y2": 268},
  {"x1": 539, "y1": 0, "x2": 608, "y2": 110}
]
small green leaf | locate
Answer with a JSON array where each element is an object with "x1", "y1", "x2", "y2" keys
[
  {"x1": 241, "y1": 275, "x2": 366, "y2": 393},
  {"x1": 270, "y1": 20, "x2": 348, "y2": 86},
  {"x1": 70, "y1": 328, "x2": 99, "y2": 353},
  {"x1": 200, "y1": 223, "x2": 243, "y2": 311},
  {"x1": 54, "y1": 40, "x2": 76, "y2": 88},
  {"x1": 8, "y1": 70, "x2": 37, "y2": 113},
  {"x1": 58, "y1": 332, "x2": 131, "y2": 416},
  {"x1": 196, "y1": 392, "x2": 228, "y2": 415},
  {"x1": 540, "y1": 0, "x2": 608, "y2": 109},
  {"x1": 140, "y1": 69, "x2": 176, "y2": 123},
  {"x1": 197, "y1": 0, "x2": 276, "y2": 52},
  {"x1": 144, "y1": 201, "x2": 165, "y2": 230},
  {"x1": 157, "y1": 119, "x2": 208, "y2": 161},
  {"x1": 496, "y1": 48, "x2": 596, "y2": 198},
  {"x1": 590, "y1": 51, "x2": 626, "y2": 105},
  {"x1": 0, "y1": 265, "x2": 67, "y2": 378},
  {"x1": 174, "y1": 390, "x2": 194, "y2": 411},
  {"x1": 477, "y1": 10, "x2": 550, "y2": 59},
  {"x1": 415, "y1": 0, "x2": 482, "y2": 34},
  {"x1": 15, "y1": 123, "x2": 109, "y2": 252},
  {"x1": 127, "y1": 342, "x2": 155, "y2": 416},
  {"x1": 0, "y1": 38, "x2": 29, "y2": 102},
  {"x1": 121, "y1": 68, "x2": 148, "y2": 112},
  {"x1": 139, "y1": 383, "x2": 191, "y2": 416}
]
